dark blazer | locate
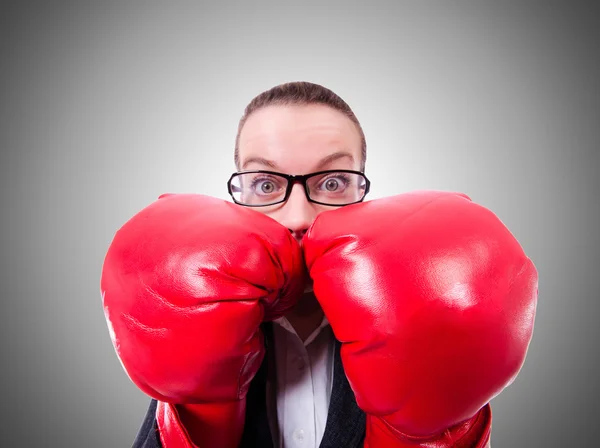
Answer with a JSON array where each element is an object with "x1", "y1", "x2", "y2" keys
[{"x1": 132, "y1": 323, "x2": 366, "y2": 448}]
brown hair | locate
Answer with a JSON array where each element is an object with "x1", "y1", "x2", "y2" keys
[{"x1": 234, "y1": 81, "x2": 367, "y2": 171}]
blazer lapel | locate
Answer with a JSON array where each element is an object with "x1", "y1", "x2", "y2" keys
[
  {"x1": 239, "y1": 322, "x2": 275, "y2": 448},
  {"x1": 319, "y1": 339, "x2": 366, "y2": 448}
]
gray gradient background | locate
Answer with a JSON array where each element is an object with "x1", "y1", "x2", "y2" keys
[{"x1": 1, "y1": 1, "x2": 598, "y2": 447}]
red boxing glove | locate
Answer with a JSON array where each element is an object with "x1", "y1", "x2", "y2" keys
[
  {"x1": 101, "y1": 194, "x2": 305, "y2": 447},
  {"x1": 303, "y1": 191, "x2": 538, "y2": 447}
]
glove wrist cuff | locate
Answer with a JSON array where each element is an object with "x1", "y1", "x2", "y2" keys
[
  {"x1": 156, "y1": 400, "x2": 247, "y2": 448},
  {"x1": 365, "y1": 404, "x2": 492, "y2": 448}
]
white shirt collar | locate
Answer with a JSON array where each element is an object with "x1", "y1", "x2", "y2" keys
[{"x1": 272, "y1": 314, "x2": 330, "y2": 346}]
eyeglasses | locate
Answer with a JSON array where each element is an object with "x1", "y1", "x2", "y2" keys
[{"x1": 227, "y1": 169, "x2": 371, "y2": 207}]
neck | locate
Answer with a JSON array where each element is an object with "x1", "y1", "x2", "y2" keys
[{"x1": 284, "y1": 293, "x2": 324, "y2": 342}]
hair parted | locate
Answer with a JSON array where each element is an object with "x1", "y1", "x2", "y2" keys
[{"x1": 234, "y1": 81, "x2": 366, "y2": 171}]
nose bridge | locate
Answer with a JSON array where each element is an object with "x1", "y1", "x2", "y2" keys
[
  {"x1": 279, "y1": 182, "x2": 316, "y2": 234},
  {"x1": 286, "y1": 181, "x2": 312, "y2": 213},
  {"x1": 288, "y1": 174, "x2": 308, "y2": 193}
]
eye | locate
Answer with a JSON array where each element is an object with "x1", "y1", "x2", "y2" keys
[
  {"x1": 250, "y1": 177, "x2": 284, "y2": 196},
  {"x1": 318, "y1": 174, "x2": 351, "y2": 193},
  {"x1": 324, "y1": 178, "x2": 340, "y2": 191},
  {"x1": 259, "y1": 180, "x2": 275, "y2": 193}
]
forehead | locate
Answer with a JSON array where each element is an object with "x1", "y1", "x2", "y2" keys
[{"x1": 238, "y1": 104, "x2": 362, "y2": 172}]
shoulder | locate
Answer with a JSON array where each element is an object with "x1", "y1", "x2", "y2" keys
[{"x1": 132, "y1": 399, "x2": 162, "y2": 448}]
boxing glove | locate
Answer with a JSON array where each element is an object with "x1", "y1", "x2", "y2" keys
[
  {"x1": 303, "y1": 191, "x2": 538, "y2": 447},
  {"x1": 101, "y1": 194, "x2": 306, "y2": 447}
]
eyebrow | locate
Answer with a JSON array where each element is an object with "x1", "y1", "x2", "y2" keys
[
  {"x1": 241, "y1": 151, "x2": 355, "y2": 171},
  {"x1": 241, "y1": 157, "x2": 279, "y2": 170}
]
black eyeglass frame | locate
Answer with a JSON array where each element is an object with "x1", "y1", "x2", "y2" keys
[{"x1": 227, "y1": 169, "x2": 371, "y2": 207}]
